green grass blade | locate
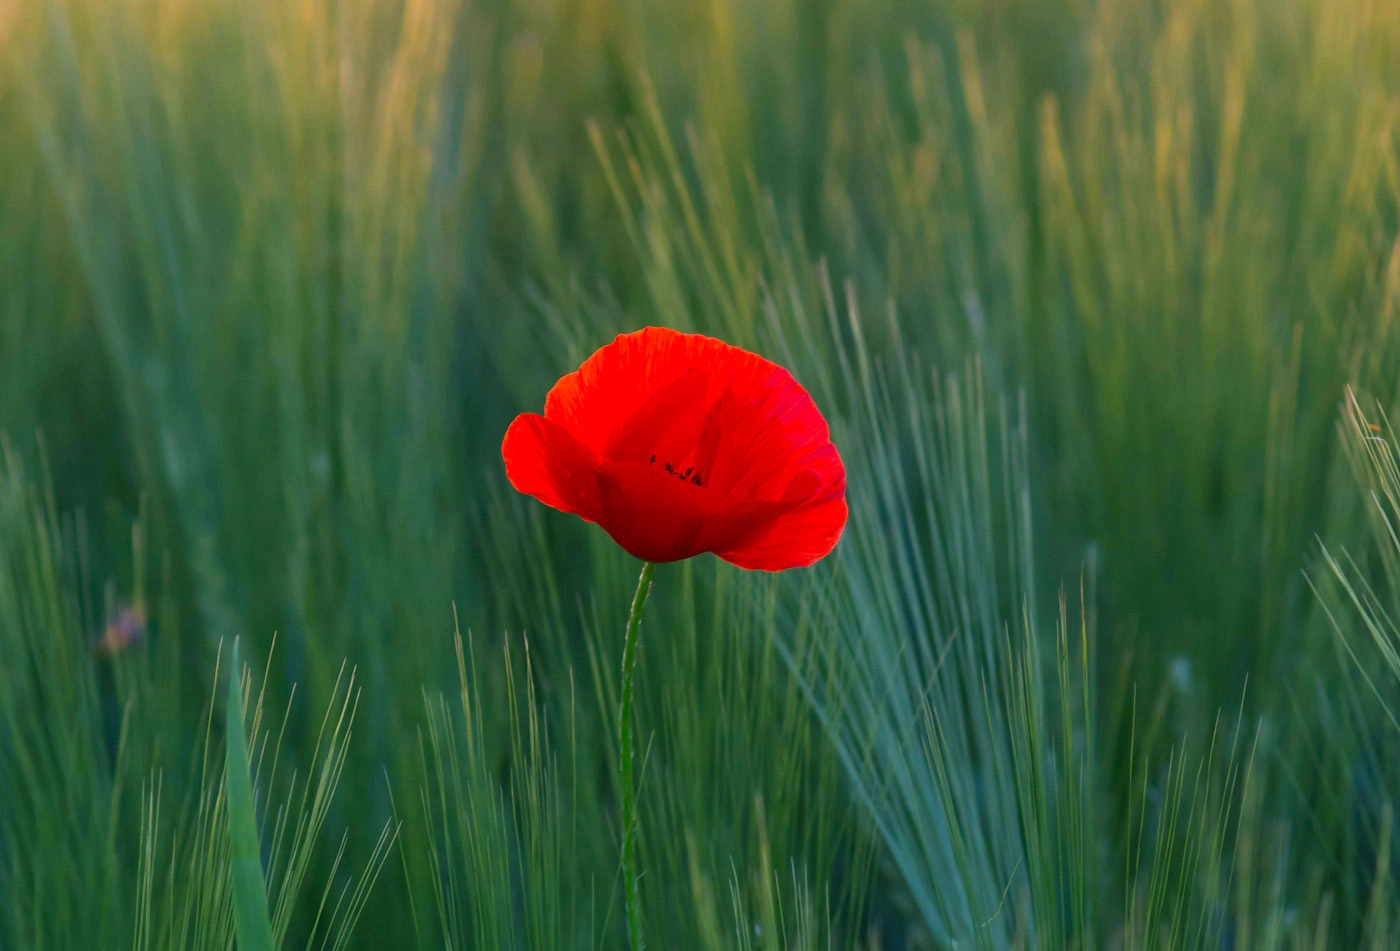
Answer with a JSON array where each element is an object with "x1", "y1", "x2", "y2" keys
[{"x1": 226, "y1": 638, "x2": 276, "y2": 951}]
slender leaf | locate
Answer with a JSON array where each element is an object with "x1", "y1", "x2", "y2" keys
[{"x1": 226, "y1": 638, "x2": 276, "y2": 951}]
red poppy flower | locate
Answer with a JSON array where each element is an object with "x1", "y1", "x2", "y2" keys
[{"x1": 502, "y1": 326, "x2": 847, "y2": 569}]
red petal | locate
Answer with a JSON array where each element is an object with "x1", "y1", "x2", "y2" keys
[
  {"x1": 502, "y1": 414, "x2": 603, "y2": 523},
  {"x1": 544, "y1": 328, "x2": 736, "y2": 456},
  {"x1": 705, "y1": 363, "x2": 844, "y2": 504},
  {"x1": 604, "y1": 367, "x2": 716, "y2": 465},
  {"x1": 593, "y1": 459, "x2": 732, "y2": 562},
  {"x1": 712, "y1": 494, "x2": 848, "y2": 571}
]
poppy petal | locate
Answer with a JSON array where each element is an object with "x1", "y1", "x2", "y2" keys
[
  {"x1": 713, "y1": 494, "x2": 849, "y2": 571},
  {"x1": 544, "y1": 328, "x2": 738, "y2": 456},
  {"x1": 706, "y1": 365, "x2": 844, "y2": 504},
  {"x1": 502, "y1": 414, "x2": 603, "y2": 522},
  {"x1": 604, "y1": 367, "x2": 715, "y2": 465},
  {"x1": 595, "y1": 460, "x2": 729, "y2": 562}
]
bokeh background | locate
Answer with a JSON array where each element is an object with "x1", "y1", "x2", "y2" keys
[{"x1": 5, "y1": 0, "x2": 1400, "y2": 947}]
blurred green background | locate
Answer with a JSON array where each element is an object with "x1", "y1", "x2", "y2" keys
[{"x1": 5, "y1": 0, "x2": 1400, "y2": 946}]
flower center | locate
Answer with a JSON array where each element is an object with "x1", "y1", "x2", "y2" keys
[{"x1": 649, "y1": 454, "x2": 705, "y2": 487}]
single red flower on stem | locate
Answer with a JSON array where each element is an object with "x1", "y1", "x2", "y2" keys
[
  {"x1": 502, "y1": 325, "x2": 845, "y2": 951},
  {"x1": 502, "y1": 326, "x2": 847, "y2": 569}
]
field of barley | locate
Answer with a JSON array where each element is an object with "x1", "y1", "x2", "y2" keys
[{"x1": 4, "y1": 0, "x2": 1400, "y2": 947}]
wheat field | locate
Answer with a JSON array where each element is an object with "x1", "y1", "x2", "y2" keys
[{"x1": 4, "y1": 0, "x2": 1400, "y2": 947}]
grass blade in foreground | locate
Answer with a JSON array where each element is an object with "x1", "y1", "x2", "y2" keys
[{"x1": 226, "y1": 638, "x2": 276, "y2": 951}]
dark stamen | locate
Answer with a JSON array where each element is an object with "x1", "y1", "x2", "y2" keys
[{"x1": 655, "y1": 454, "x2": 707, "y2": 487}]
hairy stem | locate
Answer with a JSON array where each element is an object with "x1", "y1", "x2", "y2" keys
[{"x1": 619, "y1": 560, "x2": 654, "y2": 951}]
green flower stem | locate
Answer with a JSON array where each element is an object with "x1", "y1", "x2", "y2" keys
[{"x1": 619, "y1": 560, "x2": 654, "y2": 951}]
